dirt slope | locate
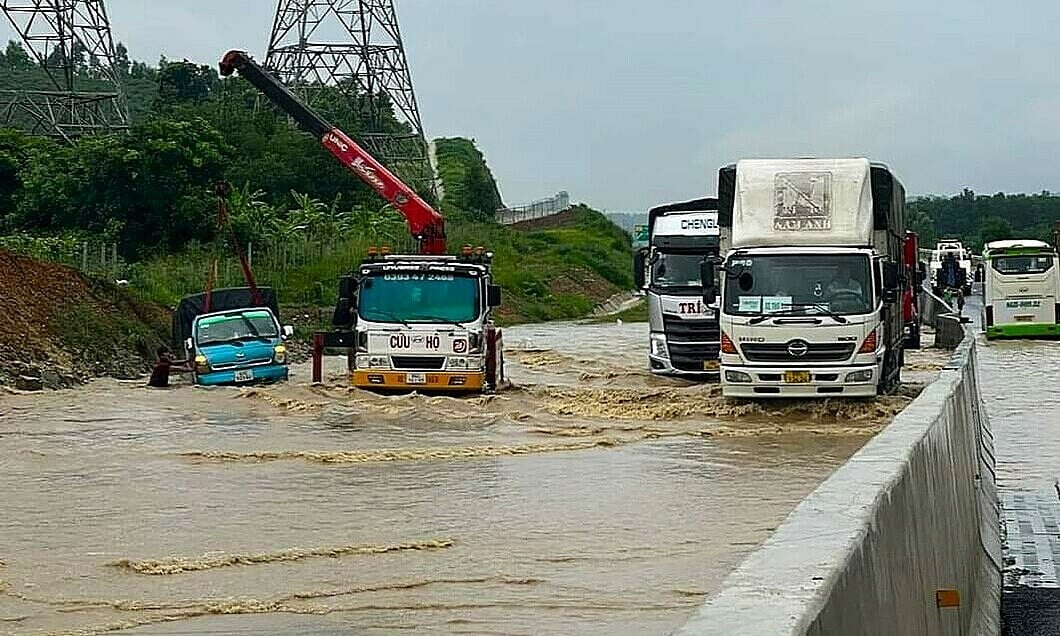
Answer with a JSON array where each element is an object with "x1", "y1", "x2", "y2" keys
[{"x1": 0, "y1": 250, "x2": 169, "y2": 389}]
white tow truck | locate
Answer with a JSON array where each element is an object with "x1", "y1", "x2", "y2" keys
[{"x1": 704, "y1": 158, "x2": 906, "y2": 398}]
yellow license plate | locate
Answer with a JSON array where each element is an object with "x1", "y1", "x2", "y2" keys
[
  {"x1": 784, "y1": 371, "x2": 811, "y2": 384},
  {"x1": 703, "y1": 360, "x2": 720, "y2": 371}
]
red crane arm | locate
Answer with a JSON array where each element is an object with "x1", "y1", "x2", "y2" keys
[{"x1": 219, "y1": 50, "x2": 446, "y2": 255}]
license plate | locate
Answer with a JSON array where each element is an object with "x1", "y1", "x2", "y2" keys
[
  {"x1": 784, "y1": 371, "x2": 811, "y2": 384},
  {"x1": 406, "y1": 372, "x2": 427, "y2": 385},
  {"x1": 233, "y1": 369, "x2": 254, "y2": 383},
  {"x1": 1015, "y1": 315, "x2": 1034, "y2": 322},
  {"x1": 703, "y1": 360, "x2": 720, "y2": 371}
]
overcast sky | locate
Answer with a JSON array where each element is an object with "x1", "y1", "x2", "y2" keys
[{"x1": 5, "y1": 1, "x2": 1060, "y2": 210}]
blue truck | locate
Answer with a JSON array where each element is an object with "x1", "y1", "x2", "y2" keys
[{"x1": 173, "y1": 287, "x2": 294, "y2": 386}]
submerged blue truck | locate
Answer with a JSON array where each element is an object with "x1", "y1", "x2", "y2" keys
[{"x1": 173, "y1": 287, "x2": 294, "y2": 386}]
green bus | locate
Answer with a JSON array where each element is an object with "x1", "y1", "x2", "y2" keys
[{"x1": 982, "y1": 239, "x2": 1060, "y2": 339}]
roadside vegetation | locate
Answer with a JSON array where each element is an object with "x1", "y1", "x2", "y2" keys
[{"x1": 0, "y1": 41, "x2": 634, "y2": 330}]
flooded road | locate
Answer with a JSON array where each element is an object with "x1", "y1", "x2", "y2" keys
[{"x1": 0, "y1": 321, "x2": 945, "y2": 635}]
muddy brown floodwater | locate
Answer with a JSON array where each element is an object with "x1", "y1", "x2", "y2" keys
[{"x1": 0, "y1": 321, "x2": 947, "y2": 636}]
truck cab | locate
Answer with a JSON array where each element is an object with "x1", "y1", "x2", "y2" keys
[
  {"x1": 634, "y1": 198, "x2": 729, "y2": 376},
  {"x1": 336, "y1": 248, "x2": 504, "y2": 391},
  {"x1": 709, "y1": 159, "x2": 905, "y2": 398},
  {"x1": 175, "y1": 287, "x2": 294, "y2": 386}
]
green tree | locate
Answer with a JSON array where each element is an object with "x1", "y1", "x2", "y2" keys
[{"x1": 978, "y1": 216, "x2": 1013, "y2": 248}]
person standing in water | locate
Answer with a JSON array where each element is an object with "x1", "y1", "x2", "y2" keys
[{"x1": 148, "y1": 346, "x2": 188, "y2": 388}]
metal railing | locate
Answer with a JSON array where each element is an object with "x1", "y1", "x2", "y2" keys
[{"x1": 496, "y1": 191, "x2": 570, "y2": 225}]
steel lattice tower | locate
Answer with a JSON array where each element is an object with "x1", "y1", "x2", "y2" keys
[
  {"x1": 267, "y1": 0, "x2": 435, "y2": 198},
  {"x1": 0, "y1": 0, "x2": 128, "y2": 140}
]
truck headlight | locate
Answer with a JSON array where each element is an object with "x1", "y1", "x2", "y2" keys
[
  {"x1": 845, "y1": 369, "x2": 874, "y2": 383},
  {"x1": 650, "y1": 334, "x2": 669, "y2": 358},
  {"x1": 449, "y1": 357, "x2": 468, "y2": 369},
  {"x1": 273, "y1": 345, "x2": 287, "y2": 364},
  {"x1": 368, "y1": 356, "x2": 388, "y2": 368},
  {"x1": 725, "y1": 370, "x2": 752, "y2": 383},
  {"x1": 194, "y1": 354, "x2": 210, "y2": 373},
  {"x1": 355, "y1": 355, "x2": 370, "y2": 369}
]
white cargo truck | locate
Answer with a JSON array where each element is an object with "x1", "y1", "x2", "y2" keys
[
  {"x1": 703, "y1": 158, "x2": 906, "y2": 398},
  {"x1": 634, "y1": 198, "x2": 730, "y2": 376}
]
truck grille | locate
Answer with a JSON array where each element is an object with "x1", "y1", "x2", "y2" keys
[
  {"x1": 663, "y1": 315, "x2": 720, "y2": 372},
  {"x1": 391, "y1": 356, "x2": 445, "y2": 370},
  {"x1": 741, "y1": 342, "x2": 856, "y2": 363}
]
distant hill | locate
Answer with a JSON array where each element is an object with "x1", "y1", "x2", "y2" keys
[{"x1": 603, "y1": 211, "x2": 647, "y2": 232}]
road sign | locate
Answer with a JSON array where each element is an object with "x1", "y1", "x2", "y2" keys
[{"x1": 633, "y1": 224, "x2": 649, "y2": 247}]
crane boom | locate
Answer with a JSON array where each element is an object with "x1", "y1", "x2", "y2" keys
[{"x1": 219, "y1": 50, "x2": 446, "y2": 255}]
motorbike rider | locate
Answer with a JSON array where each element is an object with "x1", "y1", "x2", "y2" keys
[{"x1": 939, "y1": 252, "x2": 967, "y2": 310}]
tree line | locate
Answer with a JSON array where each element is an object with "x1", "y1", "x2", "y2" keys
[
  {"x1": 0, "y1": 41, "x2": 503, "y2": 258},
  {"x1": 907, "y1": 189, "x2": 1059, "y2": 251}
]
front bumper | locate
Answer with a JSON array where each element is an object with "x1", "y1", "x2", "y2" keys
[
  {"x1": 986, "y1": 323, "x2": 1060, "y2": 339},
  {"x1": 648, "y1": 354, "x2": 720, "y2": 377},
  {"x1": 352, "y1": 370, "x2": 485, "y2": 391},
  {"x1": 195, "y1": 364, "x2": 289, "y2": 386},
  {"x1": 721, "y1": 363, "x2": 878, "y2": 398}
]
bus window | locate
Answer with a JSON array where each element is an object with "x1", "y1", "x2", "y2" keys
[{"x1": 991, "y1": 255, "x2": 1054, "y2": 275}]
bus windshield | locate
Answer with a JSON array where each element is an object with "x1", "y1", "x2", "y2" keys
[
  {"x1": 991, "y1": 255, "x2": 1055, "y2": 275},
  {"x1": 359, "y1": 272, "x2": 480, "y2": 323}
]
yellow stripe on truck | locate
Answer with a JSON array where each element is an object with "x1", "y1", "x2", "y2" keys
[{"x1": 351, "y1": 370, "x2": 485, "y2": 391}]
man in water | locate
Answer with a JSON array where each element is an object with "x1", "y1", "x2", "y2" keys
[{"x1": 148, "y1": 346, "x2": 187, "y2": 388}]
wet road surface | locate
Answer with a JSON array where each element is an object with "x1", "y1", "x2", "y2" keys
[
  {"x1": 0, "y1": 321, "x2": 946, "y2": 635},
  {"x1": 966, "y1": 289, "x2": 1060, "y2": 634}
]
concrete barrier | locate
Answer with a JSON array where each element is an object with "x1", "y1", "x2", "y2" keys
[{"x1": 676, "y1": 333, "x2": 1000, "y2": 636}]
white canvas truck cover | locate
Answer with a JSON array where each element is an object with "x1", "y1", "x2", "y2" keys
[{"x1": 731, "y1": 158, "x2": 874, "y2": 249}]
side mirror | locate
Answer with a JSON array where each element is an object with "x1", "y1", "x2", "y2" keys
[
  {"x1": 282, "y1": 325, "x2": 294, "y2": 339},
  {"x1": 633, "y1": 248, "x2": 648, "y2": 289},
  {"x1": 882, "y1": 261, "x2": 900, "y2": 291},
  {"x1": 700, "y1": 258, "x2": 718, "y2": 306},
  {"x1": 338, "y1": 275, "x2": 357, "y2": 299},
  {"x1": 332, "y1": 297, "x2": 353, "y2": 328},
  {"x1": 184, "y1": 337, "x2": 193, "y2": 351},
  {"x1": 488, "y1": 284, "x2": 502, "y2": 308}
]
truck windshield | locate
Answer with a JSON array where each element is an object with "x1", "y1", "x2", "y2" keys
[
  {"x1": 196, "y1": 310, "x2": 278, "y2": 345},
  {"x1": 992, "y1": 255, "x2": 1054, "y2": 275},
  {"x1": 652, "y1": 253, "x2": 705, "y2": 289},
  {"x1": 724, "y1": 253, "x2": 873, "y2": 316},
  {"x1": 359, "y1": 272, "x2": 480, "y2": 323}
]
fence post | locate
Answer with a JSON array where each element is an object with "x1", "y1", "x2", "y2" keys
[{"x1": 312, "y1": 332, "x2": 324, "y2": 384}]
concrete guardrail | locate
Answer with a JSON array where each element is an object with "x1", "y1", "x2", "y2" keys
[{"x1": 675, "y1": 330, "x2": 1001, "y2": 636}]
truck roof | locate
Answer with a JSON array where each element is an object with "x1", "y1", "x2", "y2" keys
[{"x1": 718, "y1": 158, "x2": 904, "y2": 249}]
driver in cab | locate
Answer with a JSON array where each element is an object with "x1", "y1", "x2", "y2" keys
[{"x1": 827, "y1": 265, "x2": 863, "y2": 299}]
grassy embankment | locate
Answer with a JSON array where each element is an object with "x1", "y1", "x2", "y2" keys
[{"x1": 130, "y1": 139, "x2": 634, "y2": 327}]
